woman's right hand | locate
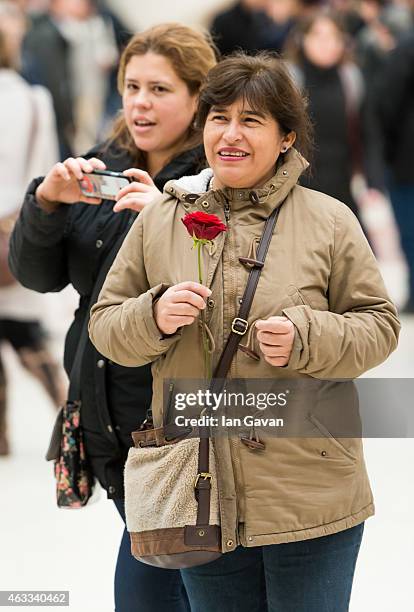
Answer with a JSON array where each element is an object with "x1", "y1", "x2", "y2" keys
[
  {"x1": 35, "y1": 157, "x2": 107, "y2": 212},
  {"x1": 153, "y1": 282, "x2": 212, "y2": 336}
]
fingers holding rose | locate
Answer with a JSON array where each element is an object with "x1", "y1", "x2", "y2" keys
[
  {"x1": 154, "y1": 282, "x2": 211, "y2": 336},
  {"x1": 255, "y1": 316, "x2": 295, "y2": 367}
]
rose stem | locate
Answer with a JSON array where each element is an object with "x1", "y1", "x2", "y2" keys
[{"x1": 197, "y1": 240, "x2": 211, "y2": 380}]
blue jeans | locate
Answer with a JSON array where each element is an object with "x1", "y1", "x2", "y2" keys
[
  {"x1": 181, "y1": 523, "x2": 364, "y2": 612},
  {"x1": 113, "y1": 499, "x2": 190, "y2": 612},
  {"x1": 388, "y1": 181, "x2": 414, "y2": 305}
]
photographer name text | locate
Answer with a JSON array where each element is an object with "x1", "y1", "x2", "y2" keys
[{"x1": 175, "y1": 414, "x2": 284, "y2": 428}]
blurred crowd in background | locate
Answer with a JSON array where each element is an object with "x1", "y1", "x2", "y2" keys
[
  {"x1": 210, "y1": 0, "x2": 414, "y2": 316},
  {"x1": 0, "y1": 0, "x2": 413, "y2": 451}
]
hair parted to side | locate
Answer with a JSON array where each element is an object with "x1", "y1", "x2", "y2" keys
[
  {"x1": 197, "y1": 52, "x2": 313, "y2": 159},
  {"x1": 108, "y1": 23, "x2": 218, "y2": 166}
]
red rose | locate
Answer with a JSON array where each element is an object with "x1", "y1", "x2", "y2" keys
[{"x1": 181, "y1": 211, "x2": 227, "y2": 241}]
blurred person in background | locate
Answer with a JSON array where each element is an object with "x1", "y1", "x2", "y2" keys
[
  {"x1": 210, "y1": 0, "x2": 277, "y2": 55},
  {"x1": 21, "y1": 0, "x2": 120, "y2": 158},
  {"x1": 376, "y1": 30, "x2": 414, "y2": 312},
  {"x1": 264, "y1": 0, "x2": 301, "y2": 51},
  {"x1": 95, "y1": 1, "x2": 132, "y2": 134},
  {"x1": 210, "y1": 0, "x2": 323, "y2": 56},
  {"x1": 331, "y1": 0, "x2": 366, "y2": 36},
  {"x1": 0, "y1": 1, "x2": 65, "y2": 456},
  {"x1": 264, "y1": 0, "x2": 322, "y2": 53},
  {"x1": 20, "y1": 0, "x2": 76, "y2": 158},
  {"x1": 9, "y1": 23, "x2": 217, "y2": 611},
  {"x1": 286, "y1": 9, "x2": 382, "y2": 218},
  {"x1": 53, "y1": 0, "x2": 119, "y2": 153},
  {"x1": 355, "y1": 0, "x2": 412, "y2": 84},
  {"x1": 14, "y1": 0, "x2": 130, "y2": 126},
  {"x1": 353, "y1": 0, "x2": 412, "y2": 202}
]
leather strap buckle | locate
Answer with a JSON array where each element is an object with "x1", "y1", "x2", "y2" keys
[
  {"x1": 231, "y1": 317, "x2": 248, "y2": 335},
  {"x1": 194, "y1": 472, "x2": 212, "y2": 488}
]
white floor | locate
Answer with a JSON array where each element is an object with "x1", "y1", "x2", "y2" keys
[{"x1": 0, "y1": 305, "x2": 413, "y2": 611}]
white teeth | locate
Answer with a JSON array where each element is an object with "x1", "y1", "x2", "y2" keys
[
  {"x1": 219, "y1": 151, "x2": 248, "y2": 157},
  {"x1": 136, "y1": 120, "x2": 153, "y2": 126}
]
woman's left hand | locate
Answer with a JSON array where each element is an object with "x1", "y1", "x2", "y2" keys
[
  {"x1": 113, "y1": 168, "x2": 161, "y2": 213},
  {"x1": 256, "y1": 316, "x2": 295, "y2": 367}
]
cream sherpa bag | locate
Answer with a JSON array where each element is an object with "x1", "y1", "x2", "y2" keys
[
  {"x1": 124, "y1": 204, "x2": 283, "y2": 569},
  {"x1": 125, "y1": 433, "x2": 221, "y2": 569}
]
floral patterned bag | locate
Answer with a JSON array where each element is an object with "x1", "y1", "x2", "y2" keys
[
  {"x1": 45, "y1": 231, "x2": 128, "y2": 508},
  {"x1": 54, "y1": 400, "x2": 94, "y2": 508}
]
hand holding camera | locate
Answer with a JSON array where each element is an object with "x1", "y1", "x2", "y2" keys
[
  {"x1": 35, "y1": 158, "x2": 161, "y2": 214},
  {"x1": 113, "y1": 168, "x2": 161, "y2": 213},
  {"x1": 35, "y1": 157, "x2": 108, "y2": 212}
]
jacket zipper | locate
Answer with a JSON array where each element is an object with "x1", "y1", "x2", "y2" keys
[{"x1": 224, "y1": 200, "x2": 230, "y2": 223}]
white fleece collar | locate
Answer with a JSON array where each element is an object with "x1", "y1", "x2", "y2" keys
[{"x1": 173, "y1": 168, "x2": 214, "y2": 194}]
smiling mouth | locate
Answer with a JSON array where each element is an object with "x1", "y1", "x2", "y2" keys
[{"x1": 218, "y1": 150, "x2": 250, "y2": 160}]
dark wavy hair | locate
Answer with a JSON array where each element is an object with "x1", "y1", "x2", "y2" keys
[{"x1": 196, "y1": 52, "x2": 313, "y2": 159}]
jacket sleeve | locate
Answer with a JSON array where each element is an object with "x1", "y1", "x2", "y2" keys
[
  {"x1": 8, "y1": 178, "x2": 71, "y2": 293},
  {"x1": 89, "y1": 212, "x2": 181, "y2": 367},
  {"x1": 282, "y1": 204, "x2": 400, "y2": 378}
]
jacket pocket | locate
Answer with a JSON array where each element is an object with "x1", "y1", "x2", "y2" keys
[
  {"x1": 286, "y1": 285, "x2": 331, "y2": 311},
  {"x1": 286, "y1": 285, "x2": 310, "y2": 308},
  {"x1": 307, "y1": 414, "x2": 359, "y2": 462},
  {"x1": 239, "y1": 288, "x2": 309, "y2": 362}
]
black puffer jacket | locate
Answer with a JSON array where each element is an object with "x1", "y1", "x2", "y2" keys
[{"x1": 9, "y1": 142, "x2": 205, "y2": 498}]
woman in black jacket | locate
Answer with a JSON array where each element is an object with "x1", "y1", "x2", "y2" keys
[
  {"x1": 9, "y1": 23, "x2": 217, "y2": 612},
  {"x1": 285, "y1": 9, "x2": 381, "y2": 218}
]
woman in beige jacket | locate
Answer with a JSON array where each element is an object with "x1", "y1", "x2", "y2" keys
[{"x1": 89, "y1": 53, "x2": 400, "y2": 611}]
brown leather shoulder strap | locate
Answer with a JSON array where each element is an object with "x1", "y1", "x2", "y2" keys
[
  {"x1": 195, "y1": 201, "x2": 284, "y2": 526},
  {"x1": 212, "y1": 201, "x2": 283, "y2": 382}
]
